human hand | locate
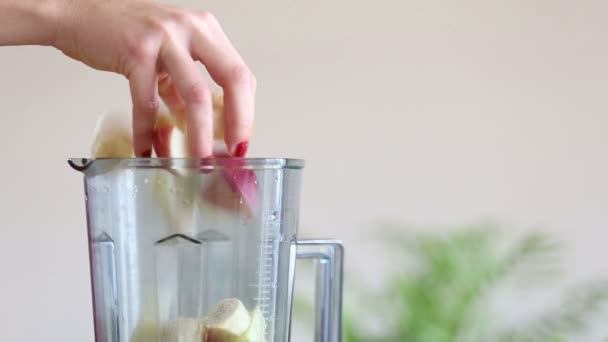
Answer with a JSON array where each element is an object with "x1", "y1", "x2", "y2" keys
[{"x1": 55, "y1": 0, "x2": 256, "y2": 158}]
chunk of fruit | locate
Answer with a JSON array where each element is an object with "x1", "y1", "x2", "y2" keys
[
  {"x1": 90, "y1": 110, "x2": 134, "y2": 158},
  {"x1": 153, "y1": 111, "x2": 181, "y2": 158},
  {"x1": 152, "y1": 169, "x2": 198, "y2": 235},
  {"x1": 153, "y1": 92, "x2": 226, "y2": 158},
  {"x1": 212, "y1": 92, "x2": 226, "y2": 141},
  {"x1": 202, "y1": 298, "x2": 251, "y2": 339},
  {"x1": 89, "y1": 93, "x2": 259, "y2": 219},
  {"x1": 162, "y1": 317, "x2": 202, "y2": 342},
  {"x1": 130, "y1": 318, "x2": 161, "y2": 342},
  {"x1": 205, "y1": 328, "x2": 241, "y2": 342},
  {"x1": 154, "y1": 92, "x2": 259, "y2": 216},
  {"x1": 202, "y1": 301, "x2": 266, "y2": 342},
  {"x1": 242, "y1": 307, "x2": 266, "y2": 342}
]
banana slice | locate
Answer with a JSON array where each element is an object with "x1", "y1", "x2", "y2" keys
[
  {"x1": 152, "y1": 109, "x2": 188, "y2": 159},
  {"x1": 90, "y1": 110, "x2": 134, "y2": 158},
  {"x1": 90, "y1": 90, "x2": 225, "y2": 160},
  {"x1": 130, "y1": 317, "x2": 161, "y2": 342},
  {"x1": 162, "y1": 317, "x2": 202, "y2": 342},
  {"x1": 154, "y1": 92, "x2": 226, "y2": 158},
  {"x1": 202, "y1": 298, "x2": 251, "y2": 339},
  {"x1": 202, "y1": 299, "x2": 266, "y2": 342},
  {"x1": 241, "y1": 307, "x2": 266, "y2": 342}
]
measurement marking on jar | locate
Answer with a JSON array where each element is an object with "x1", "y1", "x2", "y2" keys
[{"x1": 257, "y1": 213, "x2": 283, "y2": 341}]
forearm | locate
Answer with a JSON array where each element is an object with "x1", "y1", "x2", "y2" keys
[{"x1": 0, "y1": 0, "x2": 66, "y2": 47}]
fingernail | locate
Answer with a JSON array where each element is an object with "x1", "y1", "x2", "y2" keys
[
  {"x1": 234, "y1": 141, "x2": 249, "y2": 158},
  {"x1": 141, "y1": 149, "x2": 152, "y2": 158}
]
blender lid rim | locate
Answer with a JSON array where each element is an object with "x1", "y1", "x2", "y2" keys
[{"x1": 68, "y1": 157, "x2": 305, "y2": 175}]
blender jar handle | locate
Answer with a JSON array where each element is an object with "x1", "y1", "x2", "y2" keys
[{"x1": 296, "y1": 240, "x2": 344, "y2": 342}]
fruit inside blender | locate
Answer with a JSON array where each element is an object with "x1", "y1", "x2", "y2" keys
[{"x1": 134, "y1": 298, "x2": 266, "y2": 342}]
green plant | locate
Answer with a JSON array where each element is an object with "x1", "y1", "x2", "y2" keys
[{"x1": 294, "y1": 222, "x2": 608, "y2": 341}]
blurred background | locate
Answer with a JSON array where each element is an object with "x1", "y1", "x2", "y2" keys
[{"x1": 1, "y1": 0, "x2": 608, "y2": 341}]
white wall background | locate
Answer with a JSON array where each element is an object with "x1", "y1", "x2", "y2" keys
[{"x1": 1, "y1": 0, "x2": 607, "y2": 340}]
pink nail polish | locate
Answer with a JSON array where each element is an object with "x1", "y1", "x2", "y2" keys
[{"x1": 234, "y1": 141, "x2": 249, "y2": 158}]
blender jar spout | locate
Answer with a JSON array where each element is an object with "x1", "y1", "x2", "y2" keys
[
  {"x1": 67, "y1": 158, "x2": 128, "y2": 176},
  {"x1": 68, "y1": 158, "x2": 94, "y2": 172}
]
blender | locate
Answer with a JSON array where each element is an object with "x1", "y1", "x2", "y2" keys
[{"x1": 69, "y1": 157, "x2": 343, "y2": 342}]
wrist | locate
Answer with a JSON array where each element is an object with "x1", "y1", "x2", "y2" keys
[
  {"x1": 41, "y1": 0, "x2": 77, "y2": 48},
  {"x1": 0, "y1": 0, "x2": 65, "y2": 47}
]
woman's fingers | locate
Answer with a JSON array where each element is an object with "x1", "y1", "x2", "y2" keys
[
  {"x1": 159, "y1": 73, "x2": 230, "y2": 141},
  {"x1": 54, "y1": 0, "x2": 257, "y2": 158},
  {"x1": 129, "y1": 63, "x2": 160, "y2": 158},
  {"x1": 158, "y1": 73, "x2": 187, "y2": 131},
  {"x1": 190, "y1": 11, "x2": 255, "y2": 155},
  {"x1": 220, "y1": 69, "x2": 255, "y2": 156},
  {"x1": 131, "y1": 8, "x2": 256, "y2": 159},
  {"x1": 160, "y1": 42, "x2": 214, "y2": 158}
]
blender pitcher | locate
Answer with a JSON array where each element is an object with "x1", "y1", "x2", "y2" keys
[{"x1": 69, "y1": 157, "x2": 343, "y2": 342}]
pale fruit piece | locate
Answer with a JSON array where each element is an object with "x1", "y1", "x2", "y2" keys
[
  {"x1": 154, "y1": 93, "x2": 258, "y2": 217},
  {"x1": 90, "y1": 110, "x2": 134, "y2": 158},
  {"x1": 169, "y1": 91, "x2": 224, "y2": 138},
  {"x1": 205, "y1": 327, "x2": 241, "y2": 342},
  {"x1": 154, "y1": 109, "x2": 188, "y2": 158},
  {"x1": 148, "y1": 114, "x2": 193, "y2": 236},
  {"x1": 242, "y1": 307, "x2": 266, "y2": 342},
  {"x1": 90, "y1": 91, "x2": 224, "y2": 159},
  {"x1": 212, "y1": 92, "x2": 226, "y2": 141},
  {"x1": 162, "y1": 317, "x2": 202, "y2": 342},
  {"x1": 202, "y1": 299, "x2": 251, "y2": 339},
  {"x1": 204, "y1": 308, "x2": 266, "y2": 342},
  {"x1": 130, "y1": 318, "x2": 161, "y2": 342},
  {"x1": 152, "y1": 168, "x2": 198, "y2": 235},
  {"x1": 210, "y1": 91, "x2": 255, "y2": 141},
  {"x1": 157, "y1": 91, "x2": 226, "y2": 158}
]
